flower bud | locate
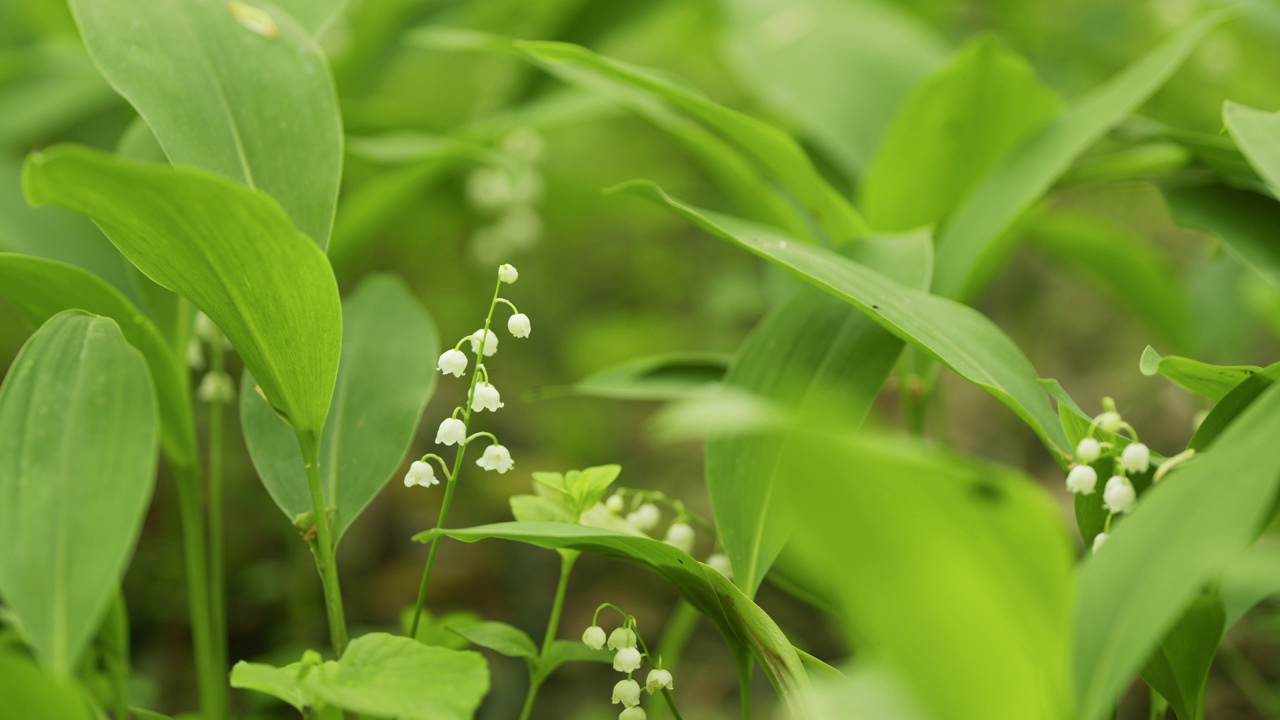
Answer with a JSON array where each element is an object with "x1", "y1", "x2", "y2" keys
[
  {"x1": 476, "y1": 444, "x2": 514, "y2": 474},
  {"x1": 435, "y1": 417, "x2": 466, "y2": 445},
  {"x1": 472, "y1": 382, "x2": 504, "y2": 412},
  {"x1": 437, "y1": 349, "x2": 468, "y2": 377},
  {"x1": 612, "y1": 678, "x2": 641, "y2": 707},
  {"x1": 626, "y1": 504, "x2": 660, "y2": 533},
  {"x1": 663, "y1": 523, "x2": 695, "y2": 554},
  {"x1": 1065, "y1": 465, "x2": 1098, "y2": 495},
  {"x1": 582, "y1": 625, "x2": 606, "y2": 650},
  {"x1": 508, "y1": 313, "x2": 531, "y2": 338},
  {"x1": 605, "y1": 495, "x2": 625, "y2": 514},
  {"x1": 197, "y1": 371, "x2": 235, "y2": 403},
  {"x1": 1097, "y1": 411, "x2": 1123, "y2": 433},
  {"x1": 1121, "y1": 442, "x2": 1150, "y2": 474},
  {"x1": 620, "y1": 707, "x2": 647, "y2": 720},
  {"x1": 186, "y1": 337, "x2": 204, "y2": 370},
  {"x1": 403, "y1": 461, "x2": 438, "y2": 488},
  {"x1": 607, "y1": 627, "x2": 637, "y2": 651},
  {"x1": 1075, "y1": 438, "x2": 1101, "y2": 464},
  {"x1": 1092, "y1": 532, "x2": 1109, "y2": 554},
  {"x1": 613, "y1": 646, "x2": 642, "y2": 673},
  {"x1": 1103, "y1": 476, "x2": 1136, "y2": 514},
  {"x1": 498, "y1": 264, "x2": 519, "y2": 284},
  {"x1": 469, "y1": 329, "x2": 499, "y2": 357},
  {"x1": 706, "y1": 553, "x2": 733, "y2": 579}
]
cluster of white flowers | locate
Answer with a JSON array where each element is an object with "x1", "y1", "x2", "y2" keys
[
  {"x1": 602, "y1": 492, "x2": 733, "y2": 579},
  {"x1": 581, "y1": 618, "x2": 675, "y2": 720},
  {"x1": 467, "y1": 129, "x2": 546, "y2": 264},
  {"x1": 1063, "y1": 399, "x2": 1155, "y2": 554},
  {"x1": 406, "y1": 265, "x2": 529, "y2": 490}
]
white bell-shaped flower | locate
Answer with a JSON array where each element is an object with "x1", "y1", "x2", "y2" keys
[
  {"x1": 498, "y1": 264, "x2": 519, "y2": 284},
  {"x1": 437, "y1": 349, "x2": 468, "y2": 377},
  {"x1": 619, "y1": 707, "x2": 647, "y2": 720},
  {"x1": 1065, "y1": 465, "x2": 1098, "y2": 495},
  {"x1": 472, "y1": 382, "x2": 505, "y2": 412},
  {"x1": 605, "y1": 495, "x2": 625, "y2": 514},
  {"x1": 645, "y1": 668, "x2": 674, "y2": 694},
  {"x1": 508, "y1": 313, "x2": 531, "y2": 338},
  {"x1": 1092, "y1": 532, "x2": 1109, "y2": 554},
  {"x1": 607, "y1": 627, "x2": 637, "y2": 651},
  {"x1": 582, "y1": 626, "x2": 607, "y2": 650},
  {"x1": 476, "y1": 444, "x2": 514, "y2": 473},
  {"x1": 1075, "y1": 438, "x2": 1102, "y2": 464},
  {"x1": 194, "y1": 311, "x2": 218, "y2": 342},
  {"x1": 626, "y1": 504, "x2": 661, "y2": 533},
  {"x1": 1103, "y1": 476, "x2": 1136, "y2": 514},
  {"x1": 436, "y1": 417, "x2": 467, "y2": 446},
  {"x1": 1096, "y1": 411, "x2": 1123, "y2": 433},
  {"x1": 186, "y1": 337, "x2": 204, "y2": 370},
  {"x1": 403, "y1": 461, "x2": 438, "y2": 488},
  {"x1": 612, "y1": 679, "x2": 641, "y2": 707},
  {"x1": 469, "y1": 329, "x2": 499, "y2": 357},
  {"x1": 197, "y1": 371, "x2": 235, "y2": 403},
  {"x1": 613, "y1": 646, "x2": 642, "y2": 673},
  {"x1": 1121, "y1": 443, "x2": 1151, "y2": 474},
  {"x1": 663, "y1": 523, "x2": 695, "y2": 554},
  {"x1": 706, "y1": 553, "x2": 733, "y2": 579}
]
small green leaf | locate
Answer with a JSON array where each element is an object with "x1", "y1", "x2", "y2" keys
[
  {"x1": 510, "y1": 495, "x2": 574, "y2": 524},
  {"x1": 68, "y1": 0, "x2": 343, "y2": 245},
  {"x1": 24, "y1": 145, "x2": 341, "y2": 446},
  {"x1": 1140, "y1": 590, "x2": 1223, "y2": 720},
  {"x1": 1187, "y1": 364, "x2": 1280, "y2": 451},
  {"x1": 540, "y1": 640, "x2": 612, "y2": 676},
  {"x1": 1224, "y1": 101, "x2": 1280, "y2": 199},
  {"x1": 542, "y1": 352, "x2": 731, "y2": 401},
  {"x1": 1139, "y1": 346, "x2": 1262, "y2": 401},
  {"x1": 449, "y1": 621, "x2": 538, "y2": 659},
  {"x1": 241, "y1": 274, "x2": 438, "y2": 539},
  {"x1": 0, "y1": 312, "x2": 158, "y2": 673}
]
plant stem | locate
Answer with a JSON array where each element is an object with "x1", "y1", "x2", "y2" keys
[
  {"x1": 207, "y1": 337, "x2": 228, "y2": 684},
  {"x1": 736, "y1": 651, "x2": 753, "y2": 720},
  {"x1": 102, "y1": 592, "x2": 131, "y2": 720},
  {"x1": 518, "y1": 551, "x2": 579, "y2": 720},
  {"x1": 408, "y1": 275, "x2": 504, "y2": 638},
  {"x1": 298, "y1": 432, "x2": 349, "y2": 657},
  {"x1": 172, "y1": 461, "x2": 225, "y2": 720}
]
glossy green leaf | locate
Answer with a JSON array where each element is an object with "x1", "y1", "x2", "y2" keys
[
  {"x1": 0, "y1": 312, "x2": 158, "y2": 673},
  {"x1": 933, "y1": 12, "x2": 1227, "y2": 300},
  {"x1": 708, "y1": 233, "x2": 930, "y2": 597},
  {"x1": 1139, "y1": 346, "x2": 1263, "y2": 401},
  {"x1": 231, "y1": 632, "x2": 489, "y2": 720},
  {"x1": 1225, "y1": 101, "x2": 1280, "y2": 199},
  {"x1": 1074, "y1": 383, "x2": 1280, "y2": 720},
  {"x1": 1029, "y1": 211, "x2": 1191, "y2": 349},
  {"x1": 722, "y1": 0, "x2": 948, "y2": 178},
  {"x1": 68, "y1": 0, "x2": 343, "y2": 246},
  {"x1": 241, "y1": 274, "x2": 437, "y2": 539},
  {"x1": 1140, "y1": 590, "x2": 1223, "y2": 720},
  {"x1": 782, "y1": 431, "x2": 1075, "y2": 720},
  {"x1": 0, "y1": 650, "x2": 96, "y2": 719},
  {"x1": 1162, "y1": 183, "x2": 1280, "y2": 288},
  {"x1": 0, "y1": 253, "x2": 194, "y2": 466},
  {"x1": 450, "y1": 621, "x2": 538, "y2": 659},
  {"x1": 417, "y1": 521, "x2": 812, "y2": 717},
  {"x1": 862, "y1": 36, "x2": 1061, "y2": 231},
  {"x1": 616, "y1": 181, "x2": 1072, "y2": 462},
  {"x1": 1187, "y1": 364, "x2": 1280, "y2": 451},
  {"x1": 542, "y1": 352, "x2": 730, "y2": 401},
  {"x1": 23, "y1": 145, "x2": 341, "y2": 445}
]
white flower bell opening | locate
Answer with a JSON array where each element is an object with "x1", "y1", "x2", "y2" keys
[
  {"x1": 469, "y1": 329, "x2": 499, "y2": 357},
  {"x1": 619, "y1": 707, "x2": 647, "y2": 720},
  {"x1": 508, "y1": 313, "x2": 531, "y2": 338},
  {"x1": 626, "y1": 504, "x2": 661, "y2": 533},
  {"x1": 472, "y1": 382, "x2": 504, "y2": 412},
  {"x1": 1103, "y1": 476, "x2": 1136, "y2": 514},
  {"x1": 663, "y1": 523, "x2": 695, "y2": 554},
  {"x1": 1121, "y1": 442, "x2": 1151, "y2": 474},
  {"x1": 435, "y1": 418, "x2": 467, "y2": 446},
  {"x1": 645, "y1": 668, "x2": 674, "y2": 694},
  {"x1": 499, "y1": 264, "x2": 519, "y2": 284},
  {"x1": 1075, "y1": 438, "x2": 1101, "y2": 464},
  {"x1": 476, "y1": 444, "x2": 514, "y2": 473},
  {"x1": 612, "y1": 679, "x2": 641, "y2": 707},
  {"x1": 437, "y1": 349, "x2": 468, "y2": 377},
  {"x1": 583, "y1": 626, "x2": 607, "y2": 650},
  {"x1": 404, "y1": 461, "x2": 438, "y2": 488},
  {"x1": 1065, "y1": 465, "x2": 1098, "y2": 495},
  {"x1": 613, "y1": 646, "x2": 642, "y2": 673}
]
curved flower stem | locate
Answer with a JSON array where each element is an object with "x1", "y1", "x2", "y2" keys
[
  {"x1": 172, "y1": 460, "x2": 224, "y2": 719},
  {"x1": 408, "y1": 274, "x2": 504, "y2": 638},
  {"x1": 298, "y1": 432, "x2": 348, "y2": 657},
  {"x1": 518, "y1": 550, "x2": 579, "y2": 720}
]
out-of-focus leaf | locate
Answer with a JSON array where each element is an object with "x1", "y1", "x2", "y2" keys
[
  {"x1": 449, "y1": 621, "x2": 537, "y2": 659},
  {"x1": 933, "y1": 12, "x2": 1227, "y2": 300},
  {"x1": 1187, "y1": 364, "x2": 1280, "y2": 451},
  {"x1": 0, "y1": 312, "x2": 157, "y2": 673},
  {"x1": 1140, "y1": 590, "x2": 1223, "y2": 720},
  {"x1": 1222, "y1": 539, "x2": 1280, "y2": 625},
  {"x1": 271, "y1": 0, "x2": 346, "y2": 35},
  {"x1": 0, "y1": 254, "x2": 194, "y2": 466},
  {"x1": 1029, "y1": 211, "x2": 1190, "y2": 349},
  {"x1": 24, "y1": 145, "x2": 341, "y2": 446},
  {"x1": 417, "y1": 522, "x2": 812, "y2": 717},
  {"x1": 783, "y1": 431, "x2": 1074, "y2": 720},
  {"x1": 0, "y1": 45, "x2": 118, "y2": 152},
  {"x1": 617, "y1": 181, "x2": 1072, "y2": 463},
  {"x1": 69, "y1": 0, "x2": 343, "y2": 246},
  {"x1": 722, "y1": 0, "x2": 948, "y2": 178},
  {"x1": 1139, "y1": 346, "x2": 1262, "y2": 401},
  {"x1": 1225, "y1": 101, "x2": 1280, "y2": 199},
  {"x1": 0, "y1": 650, "x2": 96, "y2": 719},
  {"x1": 541, "y1": 352, "x2": 730, "y2": 401},
  {"x1": 241, "y1": 274, "x2": 436, "y2": 540},
  {"x1": 862, "y1": 36, "x2": 1061, "y2": 231},
  {"x1": 1074, "y1": 383, "x2": 1280, "y2": 720},
  {"x1": 1162, "y1": 183, "x2": 1280, "y2": 289},
  {"x1": 708, "y1": 233, "x2": 930, "y2": 597},
  {"x1": 540, "y1": 640, "x2": 611, "y2": 676}
]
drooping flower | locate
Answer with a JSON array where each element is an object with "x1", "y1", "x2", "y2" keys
[
  {"x1": 197, "y1": 371, "x2": 235, "y2": 403},
  {"x1": 645, "y1": 668, "x2": 674, "y2": 694},
  {"x1": 625, "y1": 504, "x2": 660, "y2": 533},
  {"x1": 582, "y1": 626, "x2": 607, "y2": 650},
  {"x1": 508, "y1": 313, "x2": 531, "y2": 338},
  {"x1": 1065, "y1": 465, "x2": 1098, "y2": 495},
  {"x1": 435, "y1": 418, "x2": 467, "y2": 446},
  {"x1": 1096, "y1": 411, "x2": 1123, "y2": 433},
  {"x1": 706, "y1": 553, "x2": 733, "y2": 579},
  {"x1": 619, "y1": 707, "x2": 647, "y2": 720},
  {"x1": 186, "y1": 337, "x2": 204, "y2": 370},
  {"x1": 1103, "y1": 476, "x2": 1136, "y2": 514},
  {"x1": 613, "y1": 646, "x2": 642, "y2": 673},
  {"x1": 605, "y1": 495, "x2": 625, "y2": 514},
  {"x1": 1075, "y1": 438, "x2": 1102, "y2": 464},
  {"x1": 469, "y1": 329, "x2": 499, "y2": 357},
  {"x1": 437, "y1": 349, "x2": 468, "y2": 377},
  {"x1": 472, "y1": 382, "x2": 504, "y2": 412},
  {"x1": 612, "y1": 679, "x2": 641, "y2": 707},
  {"x1": 499, "y1": 264, "x2": 519, "y2": 284},
  {"x1": 1121, "y1": 442, "x2": 1151, "y2": 474},
  {"x1": 607, "y1": 627, "x2": 637, "y2": 651},
  {"x1": 404, "y1": 461, "x2": 438, "y2": 488},
  {"x1": 663, "y1": 523, "x2": 695, "y2": 554},
  {"x1": 476, "y1": 444, "x2": 514, "y2": 473},
  {"x1": 194, "y1": 311, "x2": 218, "y2": 342},
  {"x1": 1092, "y1": 532, "x2": 1109, "y2": 554}
]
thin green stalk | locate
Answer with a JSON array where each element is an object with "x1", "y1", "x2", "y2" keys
[
  {"x1": 736, "y1": 651, "x2": 753, "y2": 720},
  {"x1": 518, "y1": 551, "x2": 579, "y2": 720},
  {"x1": 298, "y1": 432, "x2": 349, "y2": 657},
  {"x1": 648, "y1": 601, "x2": 699, "y2": 720},
  {"x1": 409, "y1": 275, "x2": 504, "y2": 638},
  {"x1": 102, "y1": 593, "x2": 130, "y2": 720},
  {"x1": 172, "y1": 461, "x2": 225, "y2": 720},
  {"x1": 207, "y1": 337, "x2": 228, "y2": 683}
]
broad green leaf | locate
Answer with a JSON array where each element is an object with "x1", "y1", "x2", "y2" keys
[
  {"x1": 0, "y1": 312, "x2": 158, "y2": 673},
  {"x1": 411, "y1": 30, "x2": 866, "y2": 243},
  {"x1": 1224, "y1": 101, "x2": 1280, "y2": 199},
  {"x1": 232, "y1": 633, "x2": 489, "y2": 720},
  {"x1": 1222, "y1": 539, "x2": 1280, "y2": 625},
  {"x1": 68, "y1": 0, "x2": 343, "y2": 246},
  {"x1": 0, "y1": 650, "x2": 96, "y2": 719},
  {"x1": 540, "y1": 352, "x2": 730, "y2": 401},
  {"x1": 709, "y1": 232, "x2": 931, "y2": 597},
  {"x1": 1074, "y1": 383, "x2": 1280, "y2": 720},
  {"x1": 1187, "y1": 364, "x2": 1280, "y2": 451},
  {"x1": 721, "y1": 0, "x2": 948, "y2": 178},
  {"x1": 450, "y1": 621, "x2": 538, "y2": 659},
  {"x1": 241, "y1": 274, "x2": 437, "y2": 539},
  {"x1": 1139, "y1": 590, "x2": 1223, "y2": 720},
  {"x1": 1139, "y1": 346, "x2": 1263, "y2": 401},
  {"x1": 0, "y1": 254, "x2": 194, "y2": 466},
  {"x1": 862, "y1": 36, "x2": 1062, "y2": 231},
  {"x1": 1029, "y1": 211, "x2": 1191, "y2": 349},
  {"x1": 23, "y1": 145, "x2": 341, "y2": 445},
  {"x1": 1162, "y1": 183, "x2": 1280, "y2": 288},
  {"x1": 272, "y1": 0, "x2": 347, "y2": 35},
  {"x1": 617, "y1": 181, "x2": 1072, "y2": 462},
  {"x1": 782, "y1": 431, "x2": 1075, "y2": 720},
  {"x1": 933, "y1": 12, "x2": 1227, "y2": 300},
  {"x1": 0, "y1": 44, "x2": 119, "y2": 152},
  {"x1": 417, "y1": 522, "x2": 812, "y2": 717}
]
